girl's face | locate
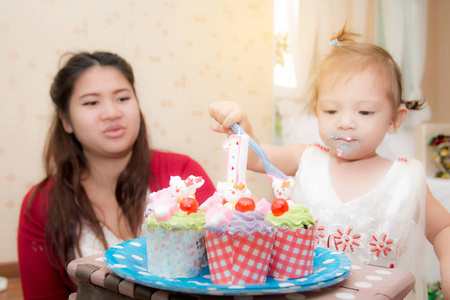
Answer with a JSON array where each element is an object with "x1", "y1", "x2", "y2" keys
[
  {"x1": 62, "y1": 65, "x2": 141, "y2": 161},
  {"x1": 315, "y1": 68, "x2": 402, "y2": 161}
]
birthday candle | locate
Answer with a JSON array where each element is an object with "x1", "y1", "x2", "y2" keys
[{"x1": 223, "y1": 134, "x2": 249, "y2": 184}]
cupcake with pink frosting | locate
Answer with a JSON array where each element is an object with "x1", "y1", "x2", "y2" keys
[
  {"x1": 143, "y1": 175, "x2": 206, "y2": 278},
  {"x1": 201, "y1": 182, "x2": 275, "y2": 285}
]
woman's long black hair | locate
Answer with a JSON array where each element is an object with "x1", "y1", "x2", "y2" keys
[{"x1": 29, "y1": 52, "x2": 151, "y2": 267}]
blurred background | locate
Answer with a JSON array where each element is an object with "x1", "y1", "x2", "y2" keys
[{"x1": 0, "y1": 0, "x2": 448, "y2": 286}]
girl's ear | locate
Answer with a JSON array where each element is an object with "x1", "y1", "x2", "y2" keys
[
  {"x1": 388, "y1": 107, "x2": 407, "y2": 134},
  {"x1": 59, "y1": 111, "x2": 74, "y2": 134}
]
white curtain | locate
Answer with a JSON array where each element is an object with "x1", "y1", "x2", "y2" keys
[
  {"x1": 276, "y1": 0, "x2": 430, "y2": 159},
  {"x1": 276, "y1": 0, "x2": 371, "y2": 146},
  {"x1": 377, "y1": 0, "x2": 428, "y2": 102},
  {"x1": 276, "y1": 0, "x2": 370, "y2": 100},
  {"x1": 376, "y1": 0, "x2": 430, "y2": 159}
]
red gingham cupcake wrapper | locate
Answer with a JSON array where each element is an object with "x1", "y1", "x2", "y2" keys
[
  {"x1": 205, "y1": 229, "x2": 275, "y2": 284},
  {"x1": 204, "y1": 230, "x2": 233, "y2": 284},
  {"x1": 268, "y1": 226, "x2": 316, "y2": 279}
]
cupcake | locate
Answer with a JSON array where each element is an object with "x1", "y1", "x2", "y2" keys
[
  {"x1": 266, "y1": 199, "x2": 316, "y2": 279},
  {"x1": 143, "y1": 175, "x2": 206, "y2": 278},
  {"x1": 202, "y1": 183, "x2": 276, "y2": 285}
]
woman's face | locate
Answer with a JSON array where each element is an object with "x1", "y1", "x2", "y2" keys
[{"x1": 62, "y1": 65, "x2": 141, "y2": 161}]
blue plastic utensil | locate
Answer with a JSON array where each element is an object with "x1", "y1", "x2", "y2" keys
[{"x1": 231, "y1": 123, "x2": 288, "y2": 180}]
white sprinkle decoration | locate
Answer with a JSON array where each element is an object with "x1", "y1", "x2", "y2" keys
[
  {"x1": 323, "y1": 259, "x2": 335, "y2": 264},
  {"x1": 354, "y1": 281, "x2": 373, "y2": 288},
  {"x1": 278, "y1": 282, "x2": 295, "y2": 288},
  {"x1": 375, "y1": 269, "x2": 392, "y2": 275},
  {"x1": 113, "y1": 264, "x2": 128, "y2": 268},
  {"x1": 187, "y1": 281, "x2": 211, "y2": 286},
  {"x1": 365, "y1": 275, "x2": 383, "y2": 281},
  {"x1": 132, "y1": 254, "x2": 143, "y2": 261},
  {"x1": 113, "y1": 254, "x2": 125, "y2": 259},
  {"x1": 316, "y1": 267, "x2": 327, "y2": 273},
  {"x1": 335, "y1": 292, "x2": 356, "y2": 299},
  {"x1": 229, "y1": 285, "x2": 246, "y2": 289},
  {"x1": 130, "y1": 242, "x2": 141, "y2": 247}
]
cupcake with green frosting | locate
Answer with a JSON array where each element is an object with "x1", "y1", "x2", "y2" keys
[
  {"x1": 266, "y1": 200, "x2": 315, "y2": 230},
  {"x1": 144, "y1": 209, "x2": 206, "y2": 231},
  {"x1": 143, "y1": 176, "x2": 206, "y2": 278},
  {"x1": 266, "y1": 197, "x2": 316, "y2": 279}
]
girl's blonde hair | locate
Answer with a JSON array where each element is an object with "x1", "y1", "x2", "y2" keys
[{"x1": 306, "y1": 27, "x2": 425, "y2": 119}]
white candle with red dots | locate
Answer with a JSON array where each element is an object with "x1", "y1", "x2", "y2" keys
[{"x1": 223, "y1": 134, "x2": 249, "y2": 184}]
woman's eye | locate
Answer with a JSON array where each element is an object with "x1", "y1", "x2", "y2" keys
[
  {"x1": 117, "y1": 97, "x2": 130, "y2": 102},
  {"x1": 83, "y1": 101, "x2": 98, "y2": 106}
]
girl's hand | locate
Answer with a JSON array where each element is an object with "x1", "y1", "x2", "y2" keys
[
  {"x1": 208, "y1": 101, "x2": 253, "y2": 136},
  {"x1": 208, "y1": 100, "x2": 303, "y2": 176}
]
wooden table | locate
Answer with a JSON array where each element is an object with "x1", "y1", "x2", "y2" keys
[{"x1": 67, "y1": 253, "x2": 415, "y2": 300}]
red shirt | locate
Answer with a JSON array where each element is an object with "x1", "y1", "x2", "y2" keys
[{"x1": 17, "y1": 151, "x2": 216, "y2": 299}]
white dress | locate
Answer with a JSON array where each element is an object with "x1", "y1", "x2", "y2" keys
[{"x1": 292, "y1": 145, "x2": 427, "y2": 300}]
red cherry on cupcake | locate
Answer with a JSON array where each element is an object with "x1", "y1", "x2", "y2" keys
[
  {"x1": 179, "y1": 197, "x2": 199, "y2": 215},
  {"x1": 235, "y1": 197, "x2": 256, "y2": 212},
  {"x1": 271, "y1": 198, "x2": 289, "y2": 216}
]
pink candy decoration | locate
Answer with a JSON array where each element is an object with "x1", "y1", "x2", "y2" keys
[
  {"x1": 199, "y1": 192, "x2": 224, "y2": 213},
  {"x1": 148, "y1": 187, "x2": 178, "y2": 222},
  {"x1": 255, "y1": 198, "x2": 271, "y2": 215},
  {"x1": 205, "y1": 203, "x2": 233, "y2": 227}
]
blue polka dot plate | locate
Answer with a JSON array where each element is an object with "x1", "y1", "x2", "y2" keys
[{"x1": 104, "y1": 237, "x2": 351, "y2": 296}]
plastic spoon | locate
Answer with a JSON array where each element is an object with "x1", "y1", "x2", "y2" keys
[{"x1": 231, "y1": 123, "x2": 288, "y2": 180}]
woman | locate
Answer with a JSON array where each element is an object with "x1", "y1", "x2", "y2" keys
[{"x1": 17, "y1": 51, "x2": 215, "y2": 299}]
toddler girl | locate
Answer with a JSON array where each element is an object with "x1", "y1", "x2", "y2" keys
[{"x1": 209, "y1": 29, "x2": 450, "y2": 299}]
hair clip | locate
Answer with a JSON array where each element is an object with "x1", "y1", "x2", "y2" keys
[{"x1": 329, "y1": 38, "x2": 341, "y2": 46}]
